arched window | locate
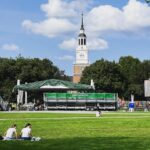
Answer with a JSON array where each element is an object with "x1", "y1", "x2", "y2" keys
[
  {"x1": 81, "y1": 39, "x2": 83, "y2": 45},
  {"x1": 84, "y1": 39, "x2": 86, "y2": 45}
]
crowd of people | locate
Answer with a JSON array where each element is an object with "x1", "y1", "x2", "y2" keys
[
  {"x1": 0, "y1": 123, "x2": 40, "y2": 141},
  {"x1": 118, "y1": 99, "x2": 150, "y2": 111}
]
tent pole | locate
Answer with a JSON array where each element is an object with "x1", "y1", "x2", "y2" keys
[
  {"x1": 25, "y1": 91, "x2": 27, "y2": 105},
  {"x1": 25, "y1": 82, "x2": 28, "y2": 105},
  {"x1": 17, "y1": 79, "x2": 20, "y2": 110}
]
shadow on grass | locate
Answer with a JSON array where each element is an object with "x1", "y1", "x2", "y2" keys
[{"x1": 0, "y1": 137, "x2": 149, "y2": 150}]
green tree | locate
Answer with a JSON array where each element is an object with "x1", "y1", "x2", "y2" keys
[
  {"x1": 80, "y1": 59, "x2": 125, "y2": 95},
  {"x1": 0, "y1": 56, "x2": 70, "y2": 102},
  {"x1": 81, "y1": 56, "x2": 150, "y2": 100},
  {"x1": 118, "y1": 56, "x2": 143, "y2": 99}
]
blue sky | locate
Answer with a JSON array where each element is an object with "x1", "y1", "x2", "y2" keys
[{"x1": 0, "y1": 0, "x2": 150, "y2": 75}]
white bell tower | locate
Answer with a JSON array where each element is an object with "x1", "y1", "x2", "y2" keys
[
  {"x1": 73, "y1": 13, "x2": 89, "y2": 83},
  {"x1": 76, "y1": 13, "x2": 89, "y2": 64}
]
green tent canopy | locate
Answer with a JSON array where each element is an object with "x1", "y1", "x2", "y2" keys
[{"x1": 13, "y1": 79, "x2": 93, "y2": 91}]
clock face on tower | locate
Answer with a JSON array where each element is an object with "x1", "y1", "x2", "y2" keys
[
  {"x1": 79, "y1": 53, "x2": 85, "y2": 58},
  {"x1": 77, "y1": 52, "x2": 86, "y2": 59}
]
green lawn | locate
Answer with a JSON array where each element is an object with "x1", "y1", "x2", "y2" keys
[{"x1": 0, "y1": 112, "x2": 150, "y2": 150}]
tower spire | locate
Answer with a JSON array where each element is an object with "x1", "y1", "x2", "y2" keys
[{"x1": 80, "y1": 12, "x2": 84, "y2": 30}]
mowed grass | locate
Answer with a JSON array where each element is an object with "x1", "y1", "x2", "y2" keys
[{"x1": 0, "y1": 112, "x2": 150, "y2": 150}]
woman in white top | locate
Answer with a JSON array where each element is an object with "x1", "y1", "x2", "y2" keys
[
  {"x1": 20, "y1": 123, "x2": 32, "y2": 140},
  {"x1": 4, "y1": 124, "x2": 17, "y2": 140}
]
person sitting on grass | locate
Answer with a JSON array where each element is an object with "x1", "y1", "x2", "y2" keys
[
  {"x1": 20, "y1": 123, "x2": 32, "y2": 140},
  {"x1": 3, "y1": 124, "x2": 17, "y2": 140}
]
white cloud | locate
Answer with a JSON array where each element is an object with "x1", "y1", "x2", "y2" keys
[
  {"x1": 88, "y1": 38, "x2": 108, "y2": 50},
  {"x1": 123, "y1": 0, "x2": 150, "y2": 30},
  {"x1": 57, "y1": 55, "x2": 74, "y2": 61},
  {"x1": 22, "y1": 0, "x2": 150, "y2": 38},
  {"x1": 59, "y1": 38, "x2": 108, "y2": 51},
  {"x1": 41, "y1": 0, "x2": 91, "y2": 18},
  {"x1": 22, "y1": 19, "x2": 77, "y2": 38},
  {"x1": 1, "y1": 44, "x2": 20, "y2": 51},
  {"x1": 22, "y1": 0, "x2": 90, "y2": 38},
  {"x1": 86, "y1": 0, "x2": 150, "y2": 35},
  {"x1": 59, "y1": 38, "x2": 76, "y2": 50},
  {"x1": 41, "y1": 0, "x2": 76, "y2": 18},
  {"x1": 22, "y1": 0, "x2": 150, "y2": 51}
]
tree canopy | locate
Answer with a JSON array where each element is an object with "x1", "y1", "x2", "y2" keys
[
  {"x1": 80, "y1": 56, "x2": 150, "y2": 100},
  {"x1": 0, "y1": 56, "x2": 70, "y2": 102},
  {"x1": 0, "y1": 55, "x2": 149, "y2": 102}
]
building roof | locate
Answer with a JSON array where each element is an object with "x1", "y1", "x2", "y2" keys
[
  {"x1": 13, "y1": 79, "x2": 93, "y2": 91},
  {"x1": 78, "y1": 33, "x2": 86, "y2": 37}
]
